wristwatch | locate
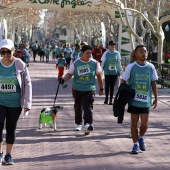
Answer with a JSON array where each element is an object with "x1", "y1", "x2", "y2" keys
[{"x1": 100, "y1": 88, "x2": 104, "y2": 91}]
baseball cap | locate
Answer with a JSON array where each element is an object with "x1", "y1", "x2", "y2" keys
[
  {"x1": 109, "y1": 40, "x2": 116, "y2": 45},
  {"x1": 0, "y1": 39, "x2": 14, "y2": 50}
]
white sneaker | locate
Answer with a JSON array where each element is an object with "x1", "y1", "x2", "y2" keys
[
  {"x1": 74, "y1": 124, "x2": 82, "y2": 131},
  {"x1": 84, "y1": 123, "x2": 93, "y2": 135}
]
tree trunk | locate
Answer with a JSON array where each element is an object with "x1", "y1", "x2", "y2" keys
[{"x1": 157, "y1": 36, "x2": 164, "y2": 65}]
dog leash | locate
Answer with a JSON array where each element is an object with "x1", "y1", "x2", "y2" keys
[{"x1": 53, "y1": 82, "x2": 60, "y2": 106}]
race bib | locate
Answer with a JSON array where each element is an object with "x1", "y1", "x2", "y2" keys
[
  {"x1": 0, "y1": 84, "x2": 16, "y2": 92},
  {"x1": 134, "y1": 93, "x2": 148, "y2": 102},
  {"x1": 109, "y1": 63, "x2": 116, "y2": 70},
  {"x1": 77, "y1": 66, "x2": 90, "y2": 76}
]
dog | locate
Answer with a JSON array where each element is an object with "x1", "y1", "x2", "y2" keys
[{"x1": 39, "y1": 105, "x2": 63, "y2": 131}]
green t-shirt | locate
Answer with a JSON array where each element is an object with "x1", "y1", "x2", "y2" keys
[
  {"x1": 103, "y1": 51, "x2": 120, "y2": 75},
  {"x1": 64, "y1": 47, "x2": 72, "y2": 59},
  {"x1": 57, "y1": 58, "x2": 66, "y2": 67},
  {"x1": 56, "y1": 47, "x2": 61, "y2": 55},
  {"x1": 0, "y1": 62, "x2": 21, "y2": 107},
  {"x1": 122, "y1": 62, "x2": 158, "y2": 108},
  {"x1": 72, "y1": 49, "x2": 81, "y2": 61},
  {"x1": 72, "y1": 59, "x2": 97, "y2": 91}
]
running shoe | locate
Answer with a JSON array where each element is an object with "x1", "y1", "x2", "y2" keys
[
  {"x1": 138, "y1": 137, "x2": 146, "y2": 151},
  {"x1": 4, "y1": 153, "x2": 14, "y2": 165},
  {"x1": 84, "y1": 123, "x2": 93, "y2": 135},
  {"x1": 74, "y1": 124, "x2": 82, "y2": 131},
  {"x1": 131, "y1": 144, "x2": 139, "y2": 154}
]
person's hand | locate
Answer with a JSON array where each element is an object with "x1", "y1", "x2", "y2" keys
[
  {"x1": 58, "y1": 78, "x2": 64, "y2": 84},
  {"x1": 99, "y1": 89, "x2": 104, "y2": 96},
  {"x1": 152, "y1": 99, "x2": 157, "y2": 109},
  {"x1": 22, "y1": 108, "x2": 30, "y2": 119}
]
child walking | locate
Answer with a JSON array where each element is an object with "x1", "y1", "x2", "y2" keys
[
  {"x1": 45, "y1": 46, "x2": 50, "y2": 62},
  {"x1": 56, "y1": 53, "x2": 67, "y2": 79}
]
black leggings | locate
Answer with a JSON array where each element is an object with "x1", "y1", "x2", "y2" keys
[
  {"x1": 0, "y1": 105, "x2": 22, "y2": 144},
  {"x1": 105, "y1": 75, "x2": 118, "y2": 101}
]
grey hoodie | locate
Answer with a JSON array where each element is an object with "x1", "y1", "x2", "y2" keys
[{"x1": 0, "y1": 57, "x2": 32, "y2": 109}]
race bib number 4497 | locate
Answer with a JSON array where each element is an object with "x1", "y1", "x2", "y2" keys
[{"x1": 0, "y1": 84, "x2": 16, "y2": 93}]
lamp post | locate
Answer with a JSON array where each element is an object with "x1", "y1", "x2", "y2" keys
[{"x1": 165, "y1": 24, "x2": 169, "y2": 56}]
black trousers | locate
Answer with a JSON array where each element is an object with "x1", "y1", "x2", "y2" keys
[
  {"x1": 105, "y1": 75, "x2": 118, "y2": 102},
  {"x1": 0, "y1": 105, "x2": 22, "y2": 144},
  {"x1": 32, "y1": 50, "x2": 37, "y2": 61},
  {"x1": 72, "y1": 90, "x2": 95, "y2": 125},
  {"x1": 66, "y1": 58, "x2": 71, "y2": 68}
]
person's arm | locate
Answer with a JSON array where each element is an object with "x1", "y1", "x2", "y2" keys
[
  {"x1": 117, "y1": 52, "x2": 123, "y2": 76},
  {"x1": 96, "y1": 61, "x2": 104, "y2": 95},
  {"x1": 151, "y1": 81, "x2": 158, "y2": 109},
  {"x1": 56, "y1": 59, "x2": 58, "y2": 69},
  {"x1": 63, "y1": 73, "x2": 73, "y2": 82},
  {"x1": 96, "y1": 72, "x2": 104, "y2": 96},
  {"x1": 100, "y1": 52, "x2": 106, "y2": 70}
]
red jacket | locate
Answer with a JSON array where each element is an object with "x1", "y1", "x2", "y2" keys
[{"x1": 93, "y1": 48, "x2": 102, "y2": 62}]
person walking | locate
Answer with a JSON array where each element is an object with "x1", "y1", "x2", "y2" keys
[
  {"x1": 45, "y1": 46, "x2": 50, "y2": 62},
  {"x1": 59, "y1": 45, "x2": 104, "y2": 135},
  {"x1": 31, "y1": 40, "x2": 39, "y2": 62},
  {"x1": 101, "y1": 40, "x2": 123, "y2": 105},
  {"x1": 55, "y1": 45, "x2": 61, "y2": 59},
  {"x1": 0, "y1": 39, "x2": 32, "y2": 165},
  {"x1": 64, "y1": 44, "x2": 72, "y2": 69},
  {"x1": 71, "y1": 43, "x2": 81, "y2": 63},
  {"x1": 56, "y1": 53, "x2": 67, "y2": 79},
  {"x1": 39, "y1": 43, "x2": 46, "y2": 62},
  {"x1": 93, "y1": 44, "x2": 103, "y2": 63},
  {"x1": 121, "y1": 45, "x2": 158, "y2": 154}
]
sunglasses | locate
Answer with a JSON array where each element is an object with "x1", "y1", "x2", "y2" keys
[
  {"x1": 1, "y1": 50, "x2": 11, "y2": 55},
  {"x1": 110, "y1": 44, "x2": 115, "y2": 46}
]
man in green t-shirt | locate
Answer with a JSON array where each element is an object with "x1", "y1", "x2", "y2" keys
[{"x1": 121, "y1": 45, "x2": 158, "y2": 154}]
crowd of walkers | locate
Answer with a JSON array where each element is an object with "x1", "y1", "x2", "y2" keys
[{"x1": 0, "y1": 38, "x2": 158, "y2": 165}]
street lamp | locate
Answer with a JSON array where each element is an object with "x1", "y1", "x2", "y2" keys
[{"x1": 165, "y1": 24, "x2": 169, "y2": 55}]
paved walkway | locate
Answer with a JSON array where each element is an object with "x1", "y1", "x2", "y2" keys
[{"x1": 1, "y1": 57, "x2": 170, "y2": 170}]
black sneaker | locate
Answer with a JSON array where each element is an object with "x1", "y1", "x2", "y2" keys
[
  {"x1": 104, "y1": 98, "x2": 108, "y2": 104},
  {"x1": 0, "y1": 152, "x2": 3, "y2": 165},
  {"x1": 84, "y1": 123, "x2": 93, "y2": 135},
  {"x1": 4, "y1": 153, "x2": 14, "y2": 165}
]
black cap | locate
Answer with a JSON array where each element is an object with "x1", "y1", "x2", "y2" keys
[{"x1": 109, "y1": 40, "x2": 116, "y2": 45}]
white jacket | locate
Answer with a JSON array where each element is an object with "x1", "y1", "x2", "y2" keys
[{"x1": 0, "y1": 57, "x2": 32, "y2": 109}]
